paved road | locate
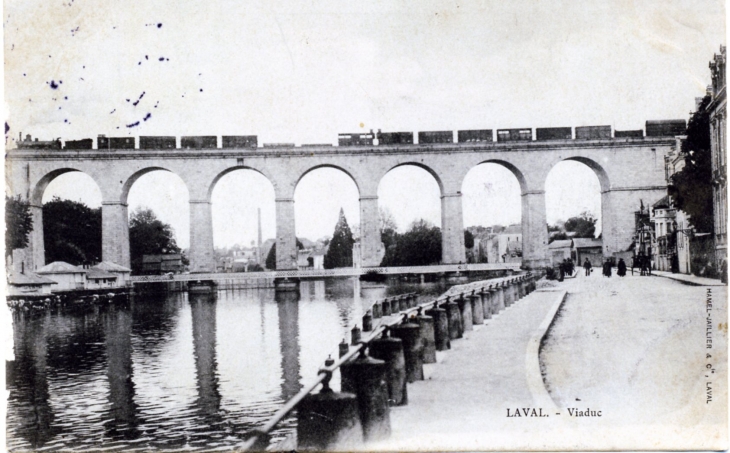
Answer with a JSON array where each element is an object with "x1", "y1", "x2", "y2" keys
[{"x1": 365, "y1": 273, "x2": 727, "y2": 451}]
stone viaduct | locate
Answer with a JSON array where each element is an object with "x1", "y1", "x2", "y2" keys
[{"x1": 6, "y1": 135, "x2": 674, "y2": 273}]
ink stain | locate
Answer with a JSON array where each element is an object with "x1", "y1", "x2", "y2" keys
[
  {"x1": 157, "y1": 23, "x2": 162, "y2": 28},
  {"x1": 145, "y1": 55, "x2": 148, "y2": 60},
  {"x1": 159, "y1": 57, "x2": 164, "y2": 61},
  {"x1": 49, "y1": 80, "x2": 59, "y2": 89},
  {"x1": 5, "y1": 122, "x2": 9, "y2": 134},
  {"x1": 143, "y1": 113, "x2": 151, "y2": 121},
  {"x1": 110, "y1": 109, "x2": 116, "y2": 114},
  {"x1": 64, "y1": 96, "x2": 68, "y2": 100},
  {"x1": 23, "y1": 73, "x2": 26, "y2": 76},
  {"x1": 199, "y1": 89, "x2": 203, "y2": 92},
  {"x1": 64, "y1": 119, "x2": 68, "y2": 123},
  {"x1": 132, "y1": 91, "x2": 146, "y2": 106},
  {"x1": 126, "y1": 121, "x2": 140, "y2": 128}
]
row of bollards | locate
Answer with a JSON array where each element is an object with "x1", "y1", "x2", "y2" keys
[{"x1": 291, "y1": 274, "x2": 535, "y2": 452}]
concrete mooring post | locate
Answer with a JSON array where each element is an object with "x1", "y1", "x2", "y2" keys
[
  {"x1": 382, "y1": 299, "x2": 391, "y2": 316},
  {"x1": 496, "y1": 283, "x2": 506, "y2": 310},
  {"x1": 368, "y1": 332, "x2": 408, "y2": 406},
  {"x1": 480, "y1": 288, "x2": 491, "y2": 320},
  {"x1": 503, "y1": 282, "x2": 513, "y2": 307},
  {"x1": 351, "y1": 325, "x2": 362, "y2": 345},
  {"x1": 390, "y1": 319, "x2": 424, "y2": 382},
  {"x1": 469, "y1": 292, "x2": 483, "y2": 325},
  {"x1": 363, "y1": 311, "x2": 373, "y2": 332},
  {"x1": 339, "y1": 339, "x2": 349, "y2": 358},
  {"x1": 340, "y1": 351, "x2": 391, "y2": 442},
  {"x1": 372, "y1": 303, "x2": 382, "y2": 319},
  {"x1": 399, "y1": 296, "x2": 408, "y2": 312},
  {"x1": 416, "y1": 309, "x2": 437, "y2": 363},
  {"x1": 297, "y1": 357, "x2": 363, "y2": 451},
  {"x1": 425, "y1": 305, "x2": 450, "y2": 351},
  {"x1": 457, "y1": 294, "x2": 473, "y2": 332},
  {"x1": 444, "y1": 297, "x2": 463, "y2": 340}
]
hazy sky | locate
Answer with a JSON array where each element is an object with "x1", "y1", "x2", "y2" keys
[{"x1": 11, "y1": 0, "x2": 725, "y2": 248}]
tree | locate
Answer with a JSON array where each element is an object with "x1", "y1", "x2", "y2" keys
[
  {"x1": 43, "y1": 197, "x2": 102, "y2": 265},
  {"x1": 265, "y1": 238, "x2": 304, "y2": 270},
  {"x1": 129, "y1": 207, "x2": 181, "y2": 274},
  {"x1": 324, "y1": 208, "x2": 355, "y2": 269},
  {"x1": 379, "y1": 207, "x2": 398, "y2": 233},
  {"x1": 564, "y1": 211, "x2": 597, "y2": 238},
  {"x1": 464, "y1": 230, "x2": 475, "y2": 249},
  {"x1": 6, "y1": 195, "x2": 33, "y2": 255},
  {"x1": 381, "y1": 219, "x2": 442, "y2": 266},
  {"x1": 669, "y1": 95, "x2": 714, "y2": 233}
]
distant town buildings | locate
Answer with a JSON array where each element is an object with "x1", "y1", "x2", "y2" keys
[{"x1": 142, "y1": 254, "x2": 184, "y2": 274}]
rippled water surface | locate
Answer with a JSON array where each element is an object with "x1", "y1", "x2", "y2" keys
[{"x1": 6, "y1": 277, "x2": 459, "y2": 451}]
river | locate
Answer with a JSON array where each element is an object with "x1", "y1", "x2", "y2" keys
[{"x1": 6, "y1": 277, "x2": 467, "y2": 452}]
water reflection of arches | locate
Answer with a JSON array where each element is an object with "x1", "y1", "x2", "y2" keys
[
  {"x1": 7, "y1": 313, "x2": 57, "y2": 449},
  {"x1": 101, "y1": 306, "x2": 140, "y2": 440},
  {"x1": 189, "y1": 292, "x2": 223, "y2": 420},
  {"x1": 276, "y1": 291, "x2": 302, "y2": 400}
]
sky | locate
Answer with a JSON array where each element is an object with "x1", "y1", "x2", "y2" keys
[{"x1": 9, "y1": 0, "x2": 726, "y2": 248}]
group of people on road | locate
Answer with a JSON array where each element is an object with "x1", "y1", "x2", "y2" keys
[
  {"x1": 581, "y1": 257, "x2": 628, "y2": 278},
  {"x1": 631, "y1": 253, "x2": 652, "y2": 276}
]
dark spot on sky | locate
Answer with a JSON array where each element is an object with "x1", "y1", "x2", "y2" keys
[
  {"x1": 157, "y1": 23, "x2": 162, "y2": 28},
  {"x1": 83, "y1": 66, "x2": 85, "y2": 68},
  {"x1": 126, "y1": 99, "x2": 130, "y2": 102},
  {"x1": 110, "y1": 109, "x2": 116, "y2": 114},
  {"x1": 126, "y1": 121, "x2": 140, "y2": 128},
  {"x1": 23, "y1": 73, "x2": 26, "y2": 76},
  {"x1": 64, "y1": 96, "x2": 67, "y2": 100},
  {"x1": 59, "y1": 80, "x2": 62, "y2": 84},
  {"x1": 200, "y1": 89, "x2": 203, "y2": 92},
  {"x1": 116, "y1": 127, "x2": 120, "y2": 129},
  {"x1": 49, "y1": 80, "x2": 59, "y2": 89},
  {"x1": 80, "y1": 77, "x2": 84, "y2": 81},
  {"x1": 159, "y1": 57, "x2": 164, "y2": 61},
  {"x1": 132, "y1": 91, "x2": 146, "y2": 106},
  {"x1": 143, "y1": 113, "x2": 151, "y2": 121},
  {"x1": 138, "y1": 62, "x2": 141, "y2": 65},
  {"x1": 145, "y1": 55, "x2": 148, "y2": 60},
  {"x1": 166, "y1": 58, "x2": 169, "y2": 61},
  {"x1": 64, "y1": 119, "x2": 68, "y2": 123},
  {"x1": 58, "y1": 107, "x2": 61, "y2": 110}
]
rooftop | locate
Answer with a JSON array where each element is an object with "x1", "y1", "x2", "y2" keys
[{"x1": 36, "y1": 261, "x2": 86, "y2": 274}]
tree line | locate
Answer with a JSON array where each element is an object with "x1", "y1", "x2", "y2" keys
[{"x1": 5, "y1": 196, "x2": 184, "y2": 274}]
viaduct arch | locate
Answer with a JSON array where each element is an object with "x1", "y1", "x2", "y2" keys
[{"x1": 7, "y1": 135, "x2": 675, "y2": 273}]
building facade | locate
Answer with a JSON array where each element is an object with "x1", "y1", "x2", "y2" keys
[{"x1": 709, "y1": 46, "x2": 727, "y2": 277}]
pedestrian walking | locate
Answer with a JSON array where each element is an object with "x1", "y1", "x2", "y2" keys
[
  {"x1": 617, "y1": 258, "x2": 627, "y2": 277},
  {"x1": 602, "y1": 259, "x2": 612, "y2": 277},
  {"x1": 583, "y1": 258, "x2": 592, "y2": 276}
]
